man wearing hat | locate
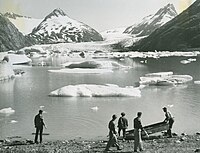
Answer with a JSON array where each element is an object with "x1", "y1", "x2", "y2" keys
[
  {"x1": 105, "y1": 114, "x2": 121, "y2": 151},
  {"x1": 118, "y1": 112, "x2": 128, "y2": 139},
  {"x1": 163, "y1": 107, "x2": 174, "y2": 138},
  {"x1": 34, "y1": 110, "x2": 46, "y2": 144}
]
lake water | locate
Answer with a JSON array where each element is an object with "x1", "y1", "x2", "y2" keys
[{"x1": 0, "y1": 56, "x2": 200, "y2": 140}]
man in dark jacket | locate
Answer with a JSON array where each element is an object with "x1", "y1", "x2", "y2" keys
[
  {"x1": 34, "y1": 110, "x2": 46, "y2": 144},
  {"x1": 118, "y1": 112, "x2": 128, "y2": 139},
  {"x1": 163, "y1": 107, "x2": 174, "y2": 138},
  {"x1": 105, "y1": 114, "x2": 121, "y2": 151},
  {"x1": 133, "y1": 112, "x2": 148, "y2": 152}
]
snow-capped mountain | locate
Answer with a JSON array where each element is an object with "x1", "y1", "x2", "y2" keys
[
  {"x1": 0, "y1": 14, "x2": 32, "y2": 52},
  {"x1": 3, "y1": 12, "x2": 42, "y2": 35},
  {"x1": 124, "y1": 4, "x2": 177, "y2": 37},
  {"x1": 130, "y1": 0, "x2": 199, "y2": 51},
  {"x1": 29, "y1": 8, "x2": 103, "y2": 44}
]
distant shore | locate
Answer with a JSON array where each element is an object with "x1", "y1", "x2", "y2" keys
[{"x1": 1, "y1": 133, "x2": 200, "y2": 153}]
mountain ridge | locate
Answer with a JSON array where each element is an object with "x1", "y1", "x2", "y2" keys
[
  {"x1": 0, "y1": 14, "x2": 33, "y2": 52},
  {"x1": 124, "y1": 3, "x2": 177, "y2": 37},
  {"x1": 129, "y1": 0, "x2": 200, "y2": 51}
]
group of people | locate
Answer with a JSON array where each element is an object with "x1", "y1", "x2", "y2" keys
[
  {"x1": 105, "y1": 107, "x2": 174, "y2": 152},
  {"x1": 33, "y1": 107, "x2": 174, "y2": 152}
]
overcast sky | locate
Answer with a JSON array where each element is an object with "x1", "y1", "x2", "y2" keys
[{"x1": 0, "y1": 0, "x2": 195, "y2": 31}]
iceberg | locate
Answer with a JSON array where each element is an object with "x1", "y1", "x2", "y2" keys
[
  {"x1": 180, "y1": 58, "x2": 196, "y2": 64},
  {"x1": 10, "y1": 120, "x2": 18, "y2": 123},
  {"x1": 49, "y1": 84, "x2": 141, "y2": 97},
  {"x1": 0, "y1": 107, "x2": 15, "y2": 115},
  {"x1": 140, "y1": 72, "x2": 193, "y2": 86},
  {"x1": 90, "y1": 106, "x2": 99, "y2": 111},
  {"x1": 48, "y1": 68, "x2": 113, "y2": 74},
  {"x1": 6, "y1": 54, "x2": 31, "y2": 65},
  {"x1": 62, "y1": 60, "x2": 130, "y2": 69},
  {"x1": 0, "y1": 60, "x2": 15, "y2": 81},
  {"x1": 194, "y1": 81, "x2": 200, "y2": 85}
]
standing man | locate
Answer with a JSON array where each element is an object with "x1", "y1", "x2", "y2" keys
[
  {"x1": 105, "y1": 114, "x2": 121, "y2": 151},
  {"x1": 163, "y1": 107, "x2": 174, "y2": 138},
  {"x1": 118, "y1": 112, "x2": 128, "y2": 139},
  {"x1": 34, "y1": 110, "x2": 46, "y2": 144},
  {"x1": 133, "y1": 112, "x2": 148, "y2": 152}
]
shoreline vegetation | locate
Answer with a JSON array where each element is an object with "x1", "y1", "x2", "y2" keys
[{"x1": 1, "y1": 133, "x2": 200, "y2": 153}]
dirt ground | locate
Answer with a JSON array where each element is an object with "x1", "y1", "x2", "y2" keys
[{"x1": 0, "y1": 134, "x2": 200, "y2": 153}]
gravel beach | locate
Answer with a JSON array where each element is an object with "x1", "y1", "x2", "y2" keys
[{"x1": 1, "y1": 133, "x2": 200, "y2": 153}]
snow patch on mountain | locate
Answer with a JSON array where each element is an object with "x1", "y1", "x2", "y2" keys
[{"x1": 4, "y1": 12, "x2": 42, "y2": 35}]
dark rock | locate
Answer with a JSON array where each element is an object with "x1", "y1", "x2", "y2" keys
[
  {"x1": 196, "y1": 132, "x2": 200, "y2": 135},
  {"x1": 180, "y1": 137, "x2": 187, "y2": 141}
]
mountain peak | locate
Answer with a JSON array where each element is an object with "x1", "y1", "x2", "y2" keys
[
  {"x1": 124, "y1": 3, "x2": 177, "y2": 36},
  {"x1": 45, "y1": 8, "x2": 66, "y2": 19},
  {"x1": 52, "y1": 8, "x2": 66, "y2": 16},
  {"x1": 3, "y1": 12, "x2": 31, "y2": 19},
  {"x1": 155, "y1": 3, "x2": 177, "y2": 17},
  {"x1": 30, "y1": 8, "x2": 103, "y2": 44}
]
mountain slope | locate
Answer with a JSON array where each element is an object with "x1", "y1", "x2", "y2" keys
[
  {"x1": 130, "y1": 0, "x2": 199, "y2": 51},
  {"x1": 0, "y1": 14, "x2": 33, "y2": 52},
  {"x1": 29, "y1": 8, "x2": 103, "y2": 44},
  {"x1": 4, "y1": 12, "x2": 42, "y2": 35},
  {"x1": 124, "y1": 4, "x2": 177, "y2": 37}
]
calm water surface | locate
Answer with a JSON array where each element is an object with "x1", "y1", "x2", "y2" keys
[{"x1": 0, "y1": 56, "x2": 200, "y2": 140}]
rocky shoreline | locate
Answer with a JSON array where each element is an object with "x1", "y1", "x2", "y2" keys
[{"x1": 0, "y1": 133, "x2": 200, "y2": 153}]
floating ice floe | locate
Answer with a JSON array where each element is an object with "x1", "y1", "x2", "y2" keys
[
  {"x1": 180, "y1": 58, "x2": 196, "y2": 64},
  {"x1": 6, "y1": 54, "x2": 31, "y2": 65},
  {"x1": 194, "y1": 81, "x2": 200, "y2": 85},
  {"x1": 49, "y1": 84, "x2": 141, "y2": 97},
  {"x1": 140, "y1": 72, "x2": 193, "y2": 86},
  {"x1": 90, "y1": 106, "x2": 99, "y2": 111},
  {"x1": 0, "y1": 60, "x2": 15, "y2": 81},
  {"x1": 48, "y1": 68, "x2": 113, "y2": 74},
  {"x1": 0, "y1": 107, "x2": 15, "y2": 115},
  {"x1": 167, "y1": 104, "x2": 174, "y2": 108},
  {"x1": 10, "y1": 120, "x2": 18, "y2": 123},
  {"x1": 39, "y1": 106, "x2": 45, "y2": 109},
  {"x1": 62, "y1": 60, "x2": 130, "y2": 69}
]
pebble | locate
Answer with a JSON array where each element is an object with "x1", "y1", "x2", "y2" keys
[
  {"x1": 196, "y1": 132, "x2": 200, "y2": 135},
  {"x1": 180, "y1": 137, "x2": 187, "y2": 141},
  {"x1": 181, "y1": 133, "x2": 187, "y2": 136},
  {"x1": 175, "y1": 140, "x2": 181, "y2": 143}
]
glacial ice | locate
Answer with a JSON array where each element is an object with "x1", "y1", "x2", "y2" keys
[
  {"x1": 49, "y1": 84, "x2": 141, "y2": 97},
  {"x1": 0, "y1": 60, "x2": 15, "y2": 81},
  {"x1": 62, "y1": 60, "x2": 130, "y2": 69},
  {"x1": 48, "y1": 68, "x2": 113, "y2": 74},
  {"x1": 0, "y1": 107, "x2": 15, "y2": 115},
  {"x1": 140, "y1": 72, "x2": 193, "y2": 86}
]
